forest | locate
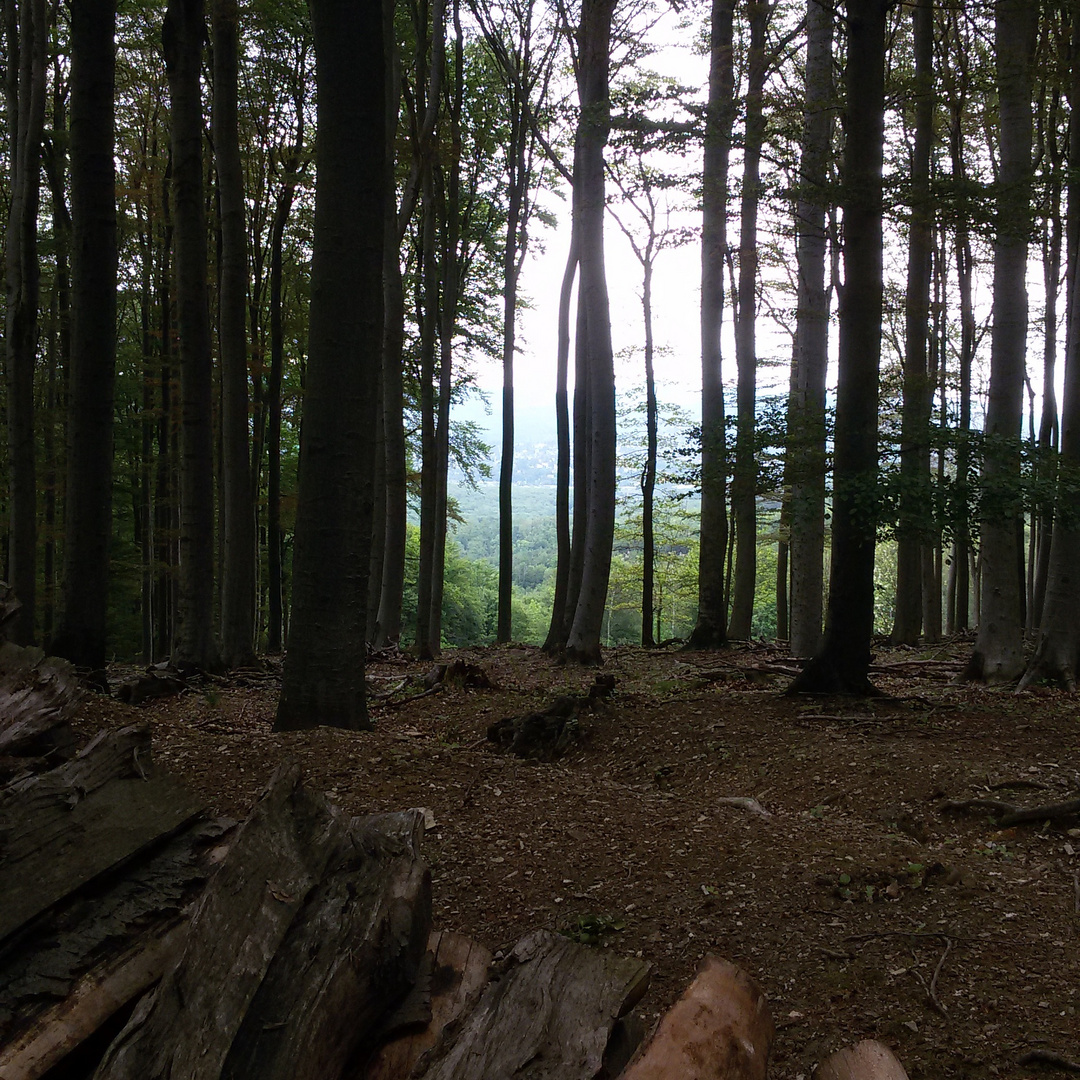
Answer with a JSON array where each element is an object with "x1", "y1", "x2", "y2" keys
[{"x1": 3, "y1": 0, "x2": 1080, "y2": 729}]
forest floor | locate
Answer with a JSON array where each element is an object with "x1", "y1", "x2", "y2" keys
[{"x1": 78, "y1": 638, "x2": 1079, "y2": 1080}]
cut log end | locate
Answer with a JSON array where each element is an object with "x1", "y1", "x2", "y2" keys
[
  {"x1": 815, "y1": 1039, "x2": 911, "y2": 1080},
  {"x1": 620, "y1": 956, "x2": 774, "y2": 1080}
]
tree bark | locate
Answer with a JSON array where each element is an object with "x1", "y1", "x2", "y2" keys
[
  {"x1": 4, "y1": 0, "x2": 48, "y2": 645},
  {"x1": 564, "y1": 0, "x2": 618, "y2": 665},
  {"x1": 214, "y1": 0, "x2": 256, "y2": 669},
  {"x1": 787, "y1": 0, "x2": 833, "y2": 658},
  {"x1": 49, "y1": 0, "x2": 116, "y2": 669},
  {"x1": 275, "y1": 0, "x2": 386, "y2": 730},
  {"x1": 728, "y1": 0, "x2": 771, "y2": 641},
  {"x1": 789, "y1": 0, "x2": 889, "y2": 694},
  {"x1": 164, "y1": 0, "x2": 222, "y2": 672},
  {"x1": 964, "y1": 0, "x2": 1036, "y2": 684},
  {"x1": 891, "y1": 0, "x2": 934, "y2": 646},
  {"x1": 688, "y1": 0, "x2": 735, "y2": 650}
]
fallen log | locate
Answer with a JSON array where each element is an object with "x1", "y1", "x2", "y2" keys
[
  {"x1": 0, "y1": 640, "x2": 81, "y2": 760},
  {"x1": 0, "y1": 726, "x2": 205, "y2": 943},
  {"x1": 619, "y1": 956, "x2": 773, "y2": 1080},
  {"x1": 0, "y1": 921, "x2": 188, "y2": 1080},
  {"x1": 415, "y1": 928, "x2": 649, "y2": 1079},
  {"x1": 814, "y1": 1039, "x2": 910, "y2": 1080},
  {"x1": 363, "y1": 930, "x2": 493, "y2": 1080},
  {"x1": 94, "y1": 768, "x2": 431, "y2": 1080}
]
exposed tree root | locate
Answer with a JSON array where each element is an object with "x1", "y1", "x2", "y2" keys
[
  {"x1": 1016, "y1": 1049, "x2": 1080, "y2": 1074},
  {"x1": 939, "y1": 796, "x2": 1080, "y2": 826},
  {"x1": 784, "y1": 656, "x2": 882, "y2": 697}
]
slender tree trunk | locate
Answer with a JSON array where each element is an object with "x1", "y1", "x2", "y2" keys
[
  {"x1": 787, "y1": 0, "x2": 833, "y2": 657},
  {"x1": 789, "y1": 0, "x2": 889, "y2": 694},
  {"x1": 564, "y1": 0, "x2": 617, "y2": 664},
  {"x1": 154, "y1": 162, "x2": 176, "y2": 658},
  {"x1": 728, "y1": 0, "x2": 770, "y2": 641},
  {"x1": 214, "y1": 0, "x2": 256, "y2": 668},
  {"x1": 688, "y1": 0, "x2": 736, "y2": 650},
  {"x1": 276, "y1": 0, "x2": 386, "y2": 730},
  {"x1": 542, "y1": 233, "x2": 578, "y2": 652},
  {"x1": 964, "y1": 0, "x2": 1036, "y2": 684},
  {"x1": 497, "y1": 92, "x2": 528, "y2": 644},
  {"x1": 641, "y1": 257, "x2": 658, "y2": 648},
  {"x1": 1021, "y1": 1, "x2": 1080, "y2": 689},
  {"x1": 164, "y1": 0, "x2": 222, "y2": 671},
  {"x1": 891, "y1": 0, "x2": 935, "y2": 646},
  {"x1": 428, "y1": 2, "x2": 464, "y2": 655},
  {"x1": 4, "y1": 0, "x2": 47, "y2": 644}
]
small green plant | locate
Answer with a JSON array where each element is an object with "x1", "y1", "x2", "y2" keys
[
  {"x1": 561, "y1": 913, "x2": 627, "y2": 946},
  {"x1": 974, "y1": 839, "x2": 1014, "y2": 860}
]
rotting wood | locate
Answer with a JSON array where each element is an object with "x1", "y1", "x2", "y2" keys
[
  {"x1": 487, "y1": 675, "x2": 615, "y2": 760},
  {"x1": 415, "y1": 928, "x2": 650, "y2": 1080},
  {"x1": 0, "y1": 640, "x2": 82, "y2": 759},
  {"x1": 814, "y1": 1039, "x2": 910, "y2": 1079},
  {"x1": 619, "y1": 956, "x2": 773, "y2": 1080},
  {"x1": 363, "y1": 930, "x2": 492, "y2": 1080},
  {"x1": 93, "y1": 771, "x2": 431, "y2": 1080},
  {"x1": 939, "y1": 796, "x2": 1080, "y2": 826},
  {"x1": 0, "y1": 817, "x2": 229, "y2": 1059},
  {"x1": 0, "y1": 921, "x2": 188, "y2": 1080},
  {"x1": 0, "y1": 727, "x2": 205, "y2": 943}
]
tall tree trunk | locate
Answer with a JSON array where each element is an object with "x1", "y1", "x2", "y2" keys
[
  {"x1": 964, "y1": 0, "x2": 1037, "y2": 684},
  {"x1": 1031, "y1": 80, "x2": 1063, "y2": 633},
  {"x1": 497, "y1": 79, "x2": 529, "y2": 645},
  {"x1": 688, "y1": 0, "x2": 735, "y2": 650},
  {"x1": 214, "y1": 0, "x2": 256, "y2": 668},
  {"x1": 641, "y1": 257, "x2": 657, "y2": 648},
  {"x1": 564, "y1": 0, "x2": 617, "y2": 664},
  {"x1": 787, "y1": 0, "x2": 833, "y2": 657},
  {"x1": 275, "y1": 0, "x2": 386, "y2": 730},
  {"x1": 789, "y1": 0, "x2": 889, "y2": 694},
  {"x1": 1021, "y1": 0, "x2": 1080, "y2": 689},
  {"x1": 728, "y1": 0, "x2": 770, "y2": 641},
  {"x1": 164, "y1": 0, "x2": 222, "y2": 671},
  {"x1": 4, "y1": 0, "x2": 47, "y2": 644},
  {"x1": 265, "y1": 145, "x2": 302, "y2": 655},
  {"x1": 52, "y1": 0, "x2": 117, "y2": 670},
  {"x1": 427, "y1": 1, "x2": 464, "y2": 655},
  {"x1": 154, "y1": 160, "x2": 176, "y2": 659},
  {"x1": 891, "y1": 0, "x2": 935, "y2": 646}
]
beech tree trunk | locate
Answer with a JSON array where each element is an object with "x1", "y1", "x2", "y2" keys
[
  {"x1": 563, "y1": 0, "x2": 617, "y2": 665},
  {"x1": 1021, "y1": 0, "x2": 1080, "y2": 690},
  {"x1": 787, "y1": 0, "x2": 833, "y2": 658},
  {"x1": 688, "y1": 0, "x2": 735, "y2": 650},
  {"x1": 214, "y1": 0, "x2": 256, "y2": 669},
  {"x1": 790, "y1": 0, "x2": 889, "y2": 694},
  {"x1": 4, "y1": 0, "x2": 47, "y2": 645},
  {"x1": 164, "y1": 0, "x2": 222, "y2": 672},
  {"x1": 728, "y1": 0, "x2": 770, "y2": 641},
  {"x1": 891, "y1": 0, "x2": 935, "y2": 646},
  {"x1": 276, "y1": 0, "x2": 386, "y2": 730},
  {"x1": 965, "y1": 0, "x2": 1036, "y2": 684},
  {"x1": 50, "y1": 0, "x2": 117, "y2": 670}
]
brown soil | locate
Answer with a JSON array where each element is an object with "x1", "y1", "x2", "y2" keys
[{"x1": 80, "y1": 641, "x2": 1080, "y2": 1079}]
